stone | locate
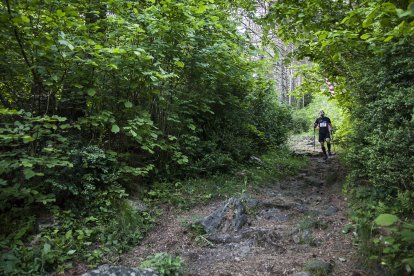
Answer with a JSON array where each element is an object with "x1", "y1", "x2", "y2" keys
[
  {"x1": 293, "y1": 273, "x2": 311, "y2": 276},
  {"x1": 304, "y1": 176, "x2": 323, "y2": 187},
  {"x1": 292, "y1": 234, "x2": 301, "y2": 244},
  {"x1": 302, "y1": 229, "x2": 312, "y2": 240},
  {"x1": 260, "y1": 197, "x2": 292, "y2": 210},
  {"x1": 292, "y1": 229, "x2": 313, "y2": 245},
  {"x1": 82, "y1": 265, "x2": 158, "y2": 276},
  {"x1": 240, "y1": 194, "x2": 259, "y2": 209},
  {"x1": 324, "y1": 205, "x2": 338, "y2": 216},
  {"x1": 197, "y1": 197, "x2": 248, "y2": 234},
  {"x1": 304, "y1": 259, "x2": 332, "y2": 275},
  {"x1": 257, "y1": 208, "x2": 288, "y2": 222}
]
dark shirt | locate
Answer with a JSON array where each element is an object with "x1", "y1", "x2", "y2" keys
[{"x1": 314, "y1": 116, "x2": 331, "y2": 134}]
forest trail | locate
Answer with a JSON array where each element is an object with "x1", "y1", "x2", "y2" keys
[{"x1": 119, "y1": 136, "x2": 364, "y2": 275}]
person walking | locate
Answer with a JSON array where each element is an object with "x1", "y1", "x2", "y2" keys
[{"x1": 314, "y1": 110, "x2": 332, "y2": 160}]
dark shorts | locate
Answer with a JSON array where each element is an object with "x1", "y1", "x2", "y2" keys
[{"x1": 319, "y1": 132, "x2": 330, "y2": 143}]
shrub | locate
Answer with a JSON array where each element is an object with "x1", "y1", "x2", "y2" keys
[{"x1": 140, "y1": 253, "x2": 185, "y2": 276}]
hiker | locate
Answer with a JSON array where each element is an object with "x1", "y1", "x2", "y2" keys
[{"x1": 314, "y1": 110, "x2": 332, "y2": 160}]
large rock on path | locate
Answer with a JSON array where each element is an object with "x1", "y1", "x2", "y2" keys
[{"x1": 197, "y1": 197, "x2": 250, "y2": 234}]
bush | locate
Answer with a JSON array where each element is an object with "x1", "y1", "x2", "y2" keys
[
  {"x1": 0, "y1": 196, "x2": 154, "y2": 275},
  {"x1": 140, "y1": 253, "x2": 185, "y2": 276},
  {"x1": 344, "y1": 42, "x2": 414, "y2": 274}
]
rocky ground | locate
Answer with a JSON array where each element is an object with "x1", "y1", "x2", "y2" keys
[{"x1": 114, "y1": 136, "x2": 367, "y2": 276}]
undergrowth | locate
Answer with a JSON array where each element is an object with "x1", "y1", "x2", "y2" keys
[
  {"x1": 0, "y1": 196, "x2": 155, "y2": 275},
  {"x1": 146, "y1": 147, "x2": 307, "y2": 210},
  {"x1": 345, "y1": 177, "x2": 414, "y2": 275},
  {"x1": 140, "y1": 252, "x2": 185, "y2": 276}
]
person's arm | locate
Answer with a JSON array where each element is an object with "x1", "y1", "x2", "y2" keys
[
  {"x1": 327, "y1": 118, "x2": 333, "y2": 132},
  {"x1": 314, "y1": 119, "x2": 319, "y2": 129}
]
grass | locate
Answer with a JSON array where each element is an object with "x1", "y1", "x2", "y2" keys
[{"x1": 145, "y1": 147, "x2": 308, "y2": 210}]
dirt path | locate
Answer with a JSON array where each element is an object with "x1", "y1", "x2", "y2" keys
[{"x1": 119, "y1": 137, "x2": 364, "y2": 275}]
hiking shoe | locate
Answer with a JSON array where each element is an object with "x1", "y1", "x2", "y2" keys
[
  {"x1": 328, "y1": 151, "x2": 332, "y2": 156},
  {"x1": 323, "y1": 154, "x2": 328, "y2": 160}
]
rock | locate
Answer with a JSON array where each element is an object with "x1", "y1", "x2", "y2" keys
[
  {"x1": 302, "y1": 229, "x2": 312, "y2": 240},
  {"x1": 207, "y1": 233, "x2": 244, "y2": 244},
  {"x1": 304, "y1": 176, "x2": 323, "y2": 187},
  {"x1": 197, "y1": 197, "x2": 248, "y2": 234},
  {"x1": 293, "y1": 272, "x2": 311, "y2": 276},
  {"x1": 294, "y1": 204, "x2": 309, "y2": 213},
  {"x1": 246, "y1": 229, "x2": 283, "y2": 249},
  {"x1": 240, "y1": 194, "x2": 259, "y2": 209},
  {"x1": 260, "y1": 197, "x2": 293, "y2": 210},
  {"x1": 292, "y1": 229, "x2": 314, "y2": 245},
  {"x1": 298, "y1": 173, "x2": 307, "y2": 179},
  {"x1": 257, "y1": 208, "x2": 288, "y2": 222},
  {"x1": 292, "y1": 234, "x2": 301, "y2": 244},
  {"x1": 82, "y1": 265, "x2": 158, "y2": 276},
  {"x1": 304, "y1": 259, "x2": 332, "y2": 275},
  {"x1": 324, "y1": 205, "x2": 338, "y2": 216}
]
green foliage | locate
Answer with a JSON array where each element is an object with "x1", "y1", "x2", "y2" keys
[
  {"x1": 347, "y1": 184, "x2": 414, "y2": 274},
  {"x1": 292, "y1": 94, "x2": 348, "y2": 142},
  {"x1": 374, "y1": 214, "x2": 399, "y2": 227},
  {"x1": 0, "y1": 0, "x2": 292, "y2": 274},
  {"x1": 147, "y1": 148, "x2": 307, "y2": 210},
  {"x1": 140, "y1": 252, "x2": 185, "y2": 276},
  {"x1": 369, "y1": 214, "x2": 414, "y2": 273},
  {"x1": 0, "y1": 195, "x2": 154, "y2": 275},
  {"x1": 261, "y1": 0, "x2": 414, "y2": 272}
]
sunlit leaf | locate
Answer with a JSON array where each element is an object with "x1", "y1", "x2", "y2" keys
[
  {"x1": 111, "y1": 124, "x2": 120, "y2": 133},
  {"x1": 374, "y1": 214, "x2": 399, "y2": 226}
]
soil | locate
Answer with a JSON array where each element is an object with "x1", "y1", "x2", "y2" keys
[{"x1": 116, "y1": 136, "x2": 367, "y2": 275}]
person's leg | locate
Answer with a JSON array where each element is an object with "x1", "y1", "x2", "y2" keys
[
  {"x1": 320, "y1": 141, "x2": 326, "y2": 155},
  {"x1": 319, "y1": 133, "x2": 328, "y2": 159},
  {"x1": 326, "y1": 138, "x2": 332, "y2": 155}
]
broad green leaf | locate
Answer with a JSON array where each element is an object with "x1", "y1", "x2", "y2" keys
[
  {"x1": 174, "y1": 60, "x2": 185, "y2": 68},
  {"x1": 67, "y1": 250, "x2": 76, "y2": 255},
  {"x1": 22, "y1": 135, "x2": 34, "y2": 143},
  {"x1": 65, "y1": 230, "x2": 73, "y2": 239},
  {"x1": 23, "y1": 168, "x2": 36, "y2": 179},
  {"x1": 401, "y1": 229, "x2": 414, "y2": 241},
  {"x1": 374, "y1": 214, "x2": 398, "y2": 226},
  {"x1": 58, "y1": 39, "x2": 74, "y2": 50},
  {"x1": 196, "y1": 5, "x2": 207, "y2": 14},
  {"x1": 362, "y1": 8, "x2": 377, "y2": 28},
  {"x1": 20, "y1": 15, "x2": 30, "y2": 23},
  {"x1": 42, "y1": 243, "x2": 51, "y2": 255},
  {"x1": 56, "y1": 9, "x2": 65, "y2": 17},
  {"x1": 360, "y1": 34, "x2": 370, "y2": 40},
  {"x1": 111, "y1": 124, "x2": 120, "y2": 133},
  {"x1": 124, "y1": 101, "x2": 133, "y2": 108},
  {"x1": 87, "y1": 88, "x2": 96, "y2": 96}
]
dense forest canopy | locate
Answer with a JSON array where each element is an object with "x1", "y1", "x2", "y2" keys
[{"x1": 1, "y1": 0, "x2": 413, "y2": 275}]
